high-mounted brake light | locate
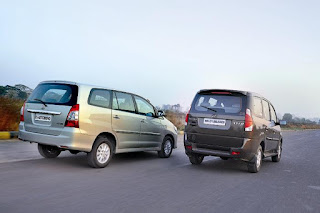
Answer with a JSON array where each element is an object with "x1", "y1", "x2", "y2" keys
[
  {"x1": 185, "y1": 109, "x2": 190, "y2": 125},
  {"x1": 245, "y1": 108, "x2": 253, "y2": 132},
  {"x1": 20, "y1": 102, "x2": 26, "y2": 122},
  {"x1": 65, "y1": 104, "x2": 79, "y2": 128},
  {"x1": 211, "y1": 92, "x2": 232, "y2": 95}
]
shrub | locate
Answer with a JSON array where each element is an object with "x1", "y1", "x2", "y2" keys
[
  {"x1": 165, "y1": 110, "x2": 186, "y2": 131},
  {"x1": 0, "y1": 97, "x2": 24, "y2": 131}
]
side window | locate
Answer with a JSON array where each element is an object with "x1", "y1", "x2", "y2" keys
[
  {"x1": 134, "y1": 96, "x2": 155, "y2": 117},
  {"x1": 114, "y1": 92, "x2": 135, "y2": 112},
  {"x1": 262, "y1": 100, "x2": 271, "y2": 121},
  {"x1": 252, "y1": 97, "x2": 263, "y2": 117},
  {"x1": 270, "y1": 105, "x2": 277, "y2": 122},
  {"x1": 112, "y1": 92, "x2": 119, "y2": 109},
  {"x1": 88, "y1": 89, "x2": 111, "y2": 108}
]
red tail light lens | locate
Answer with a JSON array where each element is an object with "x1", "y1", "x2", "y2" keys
[
  {"x1": 20, "y1": 102, "x2": 26, "y2": 122},
  {"x1": 245, "y1": 109, "x2": 253, "y2": 131},
  {"x1": 185, "y1": 109, "x2": 190, "y2": 124},
  {"x1": 65, "y1": 104, "x2": 79, "y2": 128}
]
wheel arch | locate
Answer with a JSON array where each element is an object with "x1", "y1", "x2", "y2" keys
[
  {"x1": 164, "y1": 133, "x2": 175, "y2": 145},
  {"x1": 260, "y1": 140, "x2": 265, "y2": 153},
  {"x1": 93, "y1": 132, "x2": 117, "y2": 151}
]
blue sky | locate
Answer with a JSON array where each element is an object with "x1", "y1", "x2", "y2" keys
[{"x1": 1, "y1": 0, "x2": 319, "y2": 117}]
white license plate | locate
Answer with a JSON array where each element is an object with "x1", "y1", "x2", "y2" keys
[
  {"x1": 203, "y1": 118, "x2": 226, "y2": 126},
  {"x1": 35, "y1": 114, "x2": 52, "y2": 122}
]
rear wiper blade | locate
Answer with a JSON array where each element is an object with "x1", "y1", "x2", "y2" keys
[
  {"x1": 200, "y1": 105, "x2": 217, "y2": 112},
  {"x1": 34, "y1": 99, "x2": 47, "y2": 107}
]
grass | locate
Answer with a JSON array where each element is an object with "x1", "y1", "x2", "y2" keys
[{"x1": 282, "y1": 123, "x2": 320, "y2": 131}]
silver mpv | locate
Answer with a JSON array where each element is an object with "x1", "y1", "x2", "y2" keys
[{"x1": 19, "y1": 81, "x2": 178, "y2": 168}]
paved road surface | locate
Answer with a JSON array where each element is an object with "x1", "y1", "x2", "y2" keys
[{"x1": 0, "y1": 131, "x2": 319, "y2": 212}]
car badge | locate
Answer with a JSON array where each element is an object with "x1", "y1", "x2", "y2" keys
[{"x1": 211, "y1": 114, "x2": 217, "y2": 118}]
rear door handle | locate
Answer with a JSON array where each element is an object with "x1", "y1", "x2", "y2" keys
[
  {"x1": 113, "y1": 115, "x2": 120, "y2": 119},
  {"x1": 141, "y1": 120, "x2": 146, "y2": 123}
]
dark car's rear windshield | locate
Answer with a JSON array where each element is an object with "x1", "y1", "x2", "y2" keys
[
  {"x1": 27, "y1": 83, "x2": 78, "y2": 106},
  {"x1": 191, "y1": 92, "x2": 246, "y2": 115}
]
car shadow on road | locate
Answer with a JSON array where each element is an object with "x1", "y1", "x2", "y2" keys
[
  {"x1": 33, "y1": 151, "x2": 162, "y2": 168},
  {"x1": 187, "y1": 157, "x2": 279, "y2": 174}
]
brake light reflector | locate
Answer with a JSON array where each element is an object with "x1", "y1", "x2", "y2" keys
[
  {"x1": 231, "y1": 151, "x2": 240, "y2": 155},
  {"x1": 65, "y1": 104, "x2": 79, "y2": 128},
  {"x1": 185, "y1": 145, "x2": 192, "y2": 150},
  {"x1": 20, "y1": 102, "x2": 26, "y2": 122},
  {"x1": 245, "y1": 108, "x2": 253, "y2": 131}
]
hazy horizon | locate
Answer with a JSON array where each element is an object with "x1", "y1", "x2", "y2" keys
[{"x1": 1, "y1": 0, "x2": 320, "y2": 118}]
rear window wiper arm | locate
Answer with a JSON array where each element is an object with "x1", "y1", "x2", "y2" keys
[
  {"x1": 34, "y1": 99, "x2": 47, "y2": 107},
  {"x1": 200, "y1": 105, "x2": 217, "y2": 113}
]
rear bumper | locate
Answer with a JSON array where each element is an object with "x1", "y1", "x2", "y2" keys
[
  {"x1": 184, "y1": 133, "x2": 256, "y2": 161},
  {"x1": 18, "y1": 122, "x2": 94, "y2": 152}
]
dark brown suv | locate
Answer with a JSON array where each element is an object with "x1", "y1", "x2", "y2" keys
[{"x1": 184, "y1": 89, "x2": 286, "y2": 173}]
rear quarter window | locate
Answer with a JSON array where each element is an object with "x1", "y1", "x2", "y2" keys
[
  {"x1": 252, "y1": 97, "x2": 263, "y2": 117},
  {"x1": 88, "y1": 89, "x2": 111, "y2": 108},
  {"x1": 27, "y1": 83, "x2": 78, "y2": 106},
  {"x1": 191, "y1": 93, "x2": 246, "y2": 115}
]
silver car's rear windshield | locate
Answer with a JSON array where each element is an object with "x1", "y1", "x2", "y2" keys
[
  {"x1": 191, "y1": 93, "x2": 246, "y2": 115},
  {"x1": 27, "y1": 83, "x2": 78, "y2": 106}
]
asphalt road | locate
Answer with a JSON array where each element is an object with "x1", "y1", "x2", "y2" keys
[{"x1": 0, "y1": 131, "x2": 320, "y2": 213}]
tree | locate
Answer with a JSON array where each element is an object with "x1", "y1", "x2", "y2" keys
[{"x1": 282, "y1": 113, "x2": 293, "y2": 123}]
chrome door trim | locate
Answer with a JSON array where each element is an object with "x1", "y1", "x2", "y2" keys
[
  {"x1": 27, "y1": 109, "x2": 62, "y2": 115},
  {"x1": 115, "y1": 130, "x2": 140, "y2": 135},
  {"x1": 140, "y1": 132, "x2": 161, "y2": 136}
]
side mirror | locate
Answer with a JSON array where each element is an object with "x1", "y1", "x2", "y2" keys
[
  {"x1": 157, "y1": 110, "x2": 165, "y2": 117},
  {"x1": 146, "y1": 112, "x2": 154, "y2": 117},
  {"x1": 270, "y1": 120, "x2": 276, "y2": 127},
  {"x1": 279, "y1": 120, "x2": 287, "y2": 126}
]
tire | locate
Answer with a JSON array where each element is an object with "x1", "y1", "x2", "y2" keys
[
  {"x1": 158, "y1": 136, "x2": 173, "y2": 158},
  {"x1": 69, "y1": 150, "x2": 80, "y2": 155},
  {"x1": 220, "y1": 157, "x2": 229, "y2": 160},
  {"x1": 272, "y1": 142, "x2": 282, "y2": 162},
  {"x1": 87, "y1": 137, "x2": 114, "y2": 168},
  {"x1": 189, "y1": 153, "x2": 204, "y2": 165},
  {"x1": 247, "y1": 145, "x2": 263, "y2": 173},
  {"x1": 38, "y1": 144, "x2": 61, "y2": 158}
]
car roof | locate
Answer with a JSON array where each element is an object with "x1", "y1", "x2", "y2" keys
[{"x1": 39, "y1": 80, "x2": 149, "y2": 101}]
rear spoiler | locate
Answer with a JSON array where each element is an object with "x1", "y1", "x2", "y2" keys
[{"x1": 198, "y1": 89, "x2": 249, "y2": 96}]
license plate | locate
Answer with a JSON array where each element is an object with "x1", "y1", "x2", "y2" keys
[
  {"x1": 35, "y1": 114, "x2": 52, "y2": 122},
  {"x1": 203, "y1": 118, "x2": 226, "y2": 126}
]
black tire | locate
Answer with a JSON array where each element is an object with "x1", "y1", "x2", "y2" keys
[
  {"x1": 38, "y1": 144, "x2": 61, "y2": 158},
  {"x1": 220, "y1": 157, "x2": 229, "y2": 160},
  {"x1": 189, "y1": 153, "x2": 204, "y2": 165},
  {"x1": 69, "y1": 150, "x2": 80, "y2": 155},
  {"x1": 87, "y1": 137, "x2": 114, "y2": 168},
  {"x1": 272, "y1": 141, "x2": 282, "y2": 162},
  {"x1": 158, "y1": 136, "x2": 173, "y2": 158},
  {"x1": 248, "y1": 145, "x2": 263, "y2": 173}
]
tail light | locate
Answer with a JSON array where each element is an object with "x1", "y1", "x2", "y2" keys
[
  {"x1": 185, "y1": 109, "x2": 190, "y2": 125},
  {"x1": 20, "y1": 102, "x2": 26, "y2": 122},
  {"x1": 65, "y1": 104, "x2": 79, "y2": 128},
  {"x1": 245, "y1": 108, "x2": 253, "y2": 131}
]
